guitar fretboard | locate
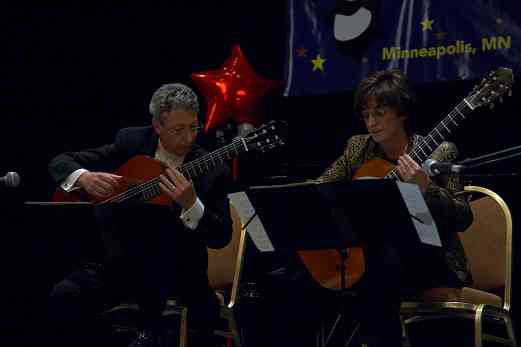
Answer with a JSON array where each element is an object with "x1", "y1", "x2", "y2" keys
[{"x1": 385, "y1": 98, "x2": 473, "y2": 181}]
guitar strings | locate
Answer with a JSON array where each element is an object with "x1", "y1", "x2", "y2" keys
[
  {"x1": 385, "y1": 100, "x2": 471, "y2": 180},
  {"x1": 182, "y1": 139, "x2": 243, "y2": 175},
  {"x1": 106, "y1": 121, "x2": 278, "y2": 204},
  {"x1": 402, "y1": 102, "x2": 468, "y2": 172},
  {"x1": 411, "y1": 101, "x2": 470, "y2": 160},
  {"x1": 124, "y1": 128, "x2": 276, "y2": 202},
  {"x1": 100, "y1": 138, "x2": 245, "y2": 204},
  {"x1": 174, "y1": 124, "x2": 276, "y2": 174},
  {"x1": 99, "y1": 132, "x2": 265, "y2": 205}
]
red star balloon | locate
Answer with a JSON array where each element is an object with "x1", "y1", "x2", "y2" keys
[{"x1": 191, "y1": 44, "x2": 281, "y2": 133}]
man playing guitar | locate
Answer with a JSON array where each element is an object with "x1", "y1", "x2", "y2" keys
[{"x1": 48, "y1": 83, "x2": 233, "y2": 347}]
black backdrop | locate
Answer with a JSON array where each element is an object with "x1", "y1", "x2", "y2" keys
[{"x1": 1, "y1": 2, "x2": 520, "y2": 346}]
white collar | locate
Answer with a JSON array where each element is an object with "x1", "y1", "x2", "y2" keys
[{"x1": 155, "y1": 140, "x2": 185, "y2": 168}]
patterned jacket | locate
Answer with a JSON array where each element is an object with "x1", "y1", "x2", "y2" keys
[{"x1": 318, "y1": 134, "x2": 473, "y2": 286}]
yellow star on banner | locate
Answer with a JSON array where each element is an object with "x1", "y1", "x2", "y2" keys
[
  {"x1": 311, "y1": 54, "x2": 326, "y2": 71},
  {"x1": 421, "y1": 18, "x2": 434, "y2": 31}
]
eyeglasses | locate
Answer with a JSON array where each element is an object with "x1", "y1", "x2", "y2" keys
[
  {"x1": 360, "y1": 107, "x2": 387, "y2": 122},
  {"x1": 164, "y1": 123, "x2": 202, "y2": 136}
]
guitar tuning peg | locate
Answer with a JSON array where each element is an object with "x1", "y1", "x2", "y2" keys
[
  {"x1": 489, "y1": 102, "x2": 495, "y2": 110},
  {"x1": 509, "y1": 90, "x2": 513, "y2": 97}
]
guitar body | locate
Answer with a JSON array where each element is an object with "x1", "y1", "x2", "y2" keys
[
  {"x1": 352, "y1": 158, "x2": 395, "y2": 180},
  {"x1": 298, "y1": 158, "x2": 394, "y2": 290},
  {"x1": 52, "y1": 155, "x2": 173, "y2": 206}
]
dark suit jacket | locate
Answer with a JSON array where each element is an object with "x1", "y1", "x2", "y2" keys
[{"x1": 48, "y1": 126, "x2": 233, "y2": 284}]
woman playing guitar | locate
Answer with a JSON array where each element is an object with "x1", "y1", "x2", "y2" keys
[{"x1": 310, "y1": 69, "x2": 474, "y2": 347}]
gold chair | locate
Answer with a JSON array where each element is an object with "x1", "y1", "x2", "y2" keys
[
  {"x1": 400, "y1": 185, "x2": 517, "y2": 347},
  {"x1": 165, "y1": 203, "x2": 247, "y2": 347},
  {"x1": 199, "y1": 203, "x2": 247, "y2": 347},
  {"x1": 104, "y1": 204, "x2": 247, "y2": 347}
]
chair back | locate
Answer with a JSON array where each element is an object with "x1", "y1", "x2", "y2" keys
[
  {"x1": 459, "y1": 185, "x2": 513, "y2": 311},
  {"x1": 207, "y1": 204, "x2": 247, "y2": 308}
]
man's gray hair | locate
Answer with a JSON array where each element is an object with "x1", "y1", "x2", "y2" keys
[{"x1": 149, "y1": 83, "x2": 199, "y2": 122}]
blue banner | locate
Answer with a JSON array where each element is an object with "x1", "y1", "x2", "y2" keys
[{"x1": 284, "y1": 0, "x2": 521, "y2": 96}]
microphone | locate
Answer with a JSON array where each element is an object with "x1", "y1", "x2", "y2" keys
[
  {"x1": 422, "y1": 159, "x2": 465, "y2": 176},
  {"x1": 0, "y1": 172, "x2": 21, "y2": 187}
]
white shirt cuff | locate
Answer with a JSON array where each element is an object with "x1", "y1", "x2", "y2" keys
[
  {"x1": 60, "y1": 169, "x2": 89, "y2": 192},
  {"x1": 180, "y1": 197, "x2": 205, "y2": 230}
]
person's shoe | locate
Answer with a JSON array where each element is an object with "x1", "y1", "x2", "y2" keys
[{"x1": 128, "y1": 331, "x2": 162, "y2": 347}]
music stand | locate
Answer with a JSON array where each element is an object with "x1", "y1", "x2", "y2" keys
[
  {"x1": 244, "y1": 179, "x2": 441, "y2": 346},
  {"x1": 244, "y1": 179, "x2": 440, "y2": 253}
]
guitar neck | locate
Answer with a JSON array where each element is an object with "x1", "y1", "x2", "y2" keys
[
  {"x1": 385, "y1": 98, "x2": 473, "y2": 180},
  {"x1": 180, "y1": 138, "x2": 247, "y2": 179}
]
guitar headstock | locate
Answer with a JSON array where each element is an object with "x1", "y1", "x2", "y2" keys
[
  {"x1": 466, "y1": 67, "x2": 514, "y2": 110},
  {"x1": 243, "y1": 120, "x2": 288, "y2": 153}
]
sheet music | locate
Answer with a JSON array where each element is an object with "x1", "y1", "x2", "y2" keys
[
  {"x1": 396, "y1": 182, "x2": 442, "y2": 247},
  {"x1": 228, "y1": 191, "x2": 275, "y2": 252}
]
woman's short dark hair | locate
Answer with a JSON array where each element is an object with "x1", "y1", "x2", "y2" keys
[{"x1": 354, "y1": 69, "x2": 416, "y2": 124}]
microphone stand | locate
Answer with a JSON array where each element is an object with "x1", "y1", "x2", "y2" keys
[
  {"x1": 457, "y1": 144, "x2": 521, "y2": 182},
  {"x1": 458, "y1": 144, "x2": 521, "y2": 169}
]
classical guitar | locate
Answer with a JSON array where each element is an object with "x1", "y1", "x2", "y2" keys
[
  {"x1": 53, "y1": 120, "x2": 287, "y2": 205},
  {"x1": 299, "y1": 67, "x2": 514, "y2": 290}
]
